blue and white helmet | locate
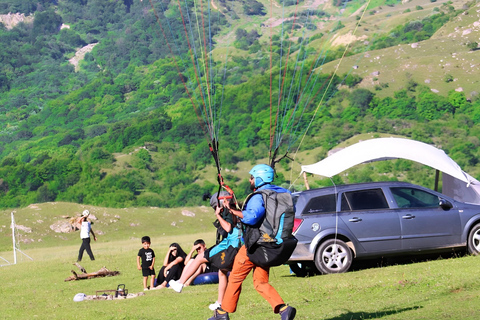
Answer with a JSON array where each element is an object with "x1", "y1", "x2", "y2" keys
[{"x1": 249, "y1": 164, "x2": 274, "y2": 188}]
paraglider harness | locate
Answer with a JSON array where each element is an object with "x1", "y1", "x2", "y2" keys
[
  {"x1": 211, "y1": 219, "x2": 242, "y2": 270},
  {"x1": 209, "y1": 139, "x2": 238, "y2": 244},
  {"x1": 207, "y1": 140, "x2": 243, "y2": 270},
  {"x1": 242, "y1": 188, "x2": 298, "y2": 268},
  {"x1": 210, "y1": 192, "x2": 242, "y2": 270}
]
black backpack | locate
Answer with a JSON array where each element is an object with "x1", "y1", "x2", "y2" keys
[{"x1": 243, "y1": 189, "x2": 297, "y2": 268}]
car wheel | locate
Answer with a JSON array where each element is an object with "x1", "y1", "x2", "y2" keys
[
  {"x1": 467, "y1": 223, "x2": 480, "y2": 255},
  {"x1": 315, "y1": 239, "x2": 353, "y2": 274}
]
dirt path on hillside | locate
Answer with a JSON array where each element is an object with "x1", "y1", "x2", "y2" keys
[
  {"x1": 306, "y1": 0, "x2": 328, "y2": 8},
  {"x1": 68, "y1": 43, "x2": 99, "y2": 72},
  {"x1": 269, "y1": 0, "x2": 281, "y2": 8}
]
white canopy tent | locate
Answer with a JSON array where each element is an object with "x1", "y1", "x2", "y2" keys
[{"x1": 301, "y1": 137, "x2": 480, "y2": 204}]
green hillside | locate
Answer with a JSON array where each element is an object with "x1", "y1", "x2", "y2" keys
[{"x1": 0, "y1": 0, "x2": 479, "y2": 209}]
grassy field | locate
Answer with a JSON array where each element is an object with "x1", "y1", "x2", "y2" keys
[{"x1": 1, "y1": 203, "x2": 480, "y2": 319}]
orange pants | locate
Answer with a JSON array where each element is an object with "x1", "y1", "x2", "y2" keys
[{"x1": 221, "y1": 245, "x2": 284, "y2": 314}]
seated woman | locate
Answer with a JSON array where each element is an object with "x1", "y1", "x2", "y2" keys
[
  {"x1": 154, "y1": 243, "x2": 187, "y2": 289},
  {"x1": 169, "y1": 191, "x2": 242, "y2": 310}
]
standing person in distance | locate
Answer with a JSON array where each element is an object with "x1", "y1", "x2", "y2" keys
[
  {"x1": 77, "y1": 210, "x2": 97, "y2": 262},
  {"x1": 208, "y1": 164, "x2": 296, "y2": 320},
  {"x1": 137, "y1": 236, "x2": 156, "y2": 291}
]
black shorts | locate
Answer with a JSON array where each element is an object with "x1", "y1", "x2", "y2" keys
[{"x1": 142, "y1": 267, "x2": 156, "y2": 277}]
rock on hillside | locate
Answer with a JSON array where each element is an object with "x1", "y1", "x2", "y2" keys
[{"x1": 0, "y1": 12, "x2": 33, "y2": 29}]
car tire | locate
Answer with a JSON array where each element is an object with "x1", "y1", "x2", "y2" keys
[
  {"x1": 315, "y1": 239, "x2": 353, "y2": 274},
  {"x1": 467, "y1": 223, "x2": 480, "y2": 255}
]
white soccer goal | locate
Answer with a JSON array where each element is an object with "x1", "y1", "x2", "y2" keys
[{"x1": 0, "y1": 212, "x2": 33, "y2": 267}]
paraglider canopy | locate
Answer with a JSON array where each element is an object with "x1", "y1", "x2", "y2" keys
[{"x1": 301, "y1": 137, "x2": 480, "y2": 204}]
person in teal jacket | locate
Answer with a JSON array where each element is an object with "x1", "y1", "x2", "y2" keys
[{"x1": 169, "y1": 191, "x2": 242, "y2": 311}]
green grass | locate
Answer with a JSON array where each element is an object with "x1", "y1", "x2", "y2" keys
[{"x1": 1, "y1": 202, "x2": 480, "y2": 319}]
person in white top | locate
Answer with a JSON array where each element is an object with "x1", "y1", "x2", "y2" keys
[{"x1": 77, "y1": 210, "x2": 97, "y2": 262}]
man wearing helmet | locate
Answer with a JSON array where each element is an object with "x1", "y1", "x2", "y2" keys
[
  {"x1": 208, "y1": 164, "x2": 296, "y2": 320},
  {"x1": 77, "y1": 209, "x2": 97, "y2": 262}
]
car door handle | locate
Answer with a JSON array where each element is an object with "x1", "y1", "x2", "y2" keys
[
  {"x1": 349, "y1": 217, "x2": 362, "y2": 222},
  {"x1": 402, "y1": 214, "x2": 415, "y2": 219}
]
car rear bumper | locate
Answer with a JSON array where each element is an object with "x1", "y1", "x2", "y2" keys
[{"x1": 288, "y1": 241, "x2": 314, "y2": 261}]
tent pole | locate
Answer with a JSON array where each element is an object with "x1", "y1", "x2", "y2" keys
[
  {"x1": 303, "y1": 172, "x2": 310, "y2": 190},
  {"x1": 434, "y1": 170, "x2": 440, "y2": 192}
]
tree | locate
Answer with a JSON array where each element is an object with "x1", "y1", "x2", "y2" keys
[
  {"x1": 37, "y1": 184, "x2": 57, "y2": 202},
  {"x1": 416, "y1": 91, "x2": 452, "y2": 120},
  {"x1": 344, "y1": 74, "x2": 362, "y2": 88},
  {"x1": 349, "y1": 89, "x2": 374, "y2": 113},
  {"x1": 467, "y1": 42, "x2": 478, "y2": 51},
  {"x1": 243, "y1": 0, "x2": 265, "y2": 16},
  {"x1": 448, "y1": 91, "x2": 467, "y2": 113},
  {"x1": 33, "y1": 10, "x2": 63, "y2": 36}
]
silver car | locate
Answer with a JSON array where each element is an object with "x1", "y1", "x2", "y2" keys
[{"x1": 288, "y1": 181, "x2": 480, "y2": 275}]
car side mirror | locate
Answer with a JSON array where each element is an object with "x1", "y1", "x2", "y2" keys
[{"x1": 439, "y1": 199, "x2": 453, "y2": 210}]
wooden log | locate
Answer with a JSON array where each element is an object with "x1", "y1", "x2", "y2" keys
[
  {"x1": 64, "y1": 266, "x2": 120, "y2": 282},
  {"x1": 73, "y1": 262, "x2": 87, "y2": 273}
]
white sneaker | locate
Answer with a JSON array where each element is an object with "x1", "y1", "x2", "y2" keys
[
  {"x1": 209, "y1": 301, "x2": 221, "y2": 311},
  {"x1": 168, "y1": 280, "x2": 183, "y2": 293},
  {"x1": 143, "y1": 288, "x2": 149, "y2": 291}
]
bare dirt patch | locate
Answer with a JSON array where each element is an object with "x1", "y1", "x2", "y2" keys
[{"x1": 331, "y1": 31, "x2": 368, "y2": 46}]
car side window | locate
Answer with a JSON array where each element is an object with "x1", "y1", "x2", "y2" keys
[
  {"x1": 303, "y1": 194, "x2": 336, "y2": 214},
  {"x1": 340, "y1": 188, "x2": 389, "y2": 211},
  {"x1": 390, "y1": 187, "x2": 439, "y2": 208}
]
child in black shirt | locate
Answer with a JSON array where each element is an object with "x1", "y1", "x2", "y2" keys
[{"x1": 137, "y1": 236, "x2": 156, "y2": 291}]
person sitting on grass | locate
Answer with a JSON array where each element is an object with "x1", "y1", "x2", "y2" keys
[
  {"x1": 154, "y1": 243, "x2": 187, "y2": 289},
  {"x1": 181, "y1": 239, "x2": 210, "y2": 286}
]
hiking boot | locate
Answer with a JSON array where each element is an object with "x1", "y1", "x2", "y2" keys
[
  {"x1": 209, "y1": 301, "x2": 221, "y2": 311},
  {"x1": 279, "y1": 305, "x2": 296, "y2": 320},
  {"x1": 168, "y1": 279, "x2": 183, "y2": 293},
  {"x1": 207, "y1": 309, "x2": 229, "y2": 320}
]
